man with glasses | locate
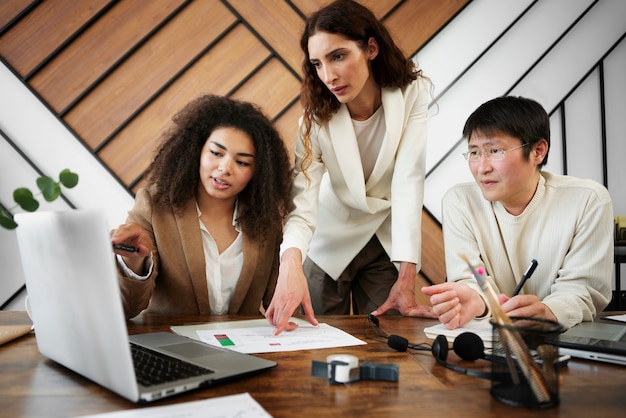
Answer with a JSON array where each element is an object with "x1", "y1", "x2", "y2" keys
[{"x1": 422, "y1": 96, "x2": 613, "y2": 330}]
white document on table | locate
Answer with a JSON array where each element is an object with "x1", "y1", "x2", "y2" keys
[
  {"x1": 75, "y1": 392, "x2": 271, "y2": 417},
  {"x1": 423, "y1": 319, "x2": 494, "y2": 348},
  {"x1": 604, "y1": 314, "x2": 626, "y2": 323},
  {"x1": 171, "y1": 319, "x2": 366, "y2": 353}
]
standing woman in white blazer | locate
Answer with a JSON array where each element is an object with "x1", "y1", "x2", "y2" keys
[{"x1": 266, "y1": 0, "x2": 437, "y2": 334}]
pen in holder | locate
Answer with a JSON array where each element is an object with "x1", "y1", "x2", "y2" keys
[
  {"x1": 490, "y1": 317, "x2": 564, "y2": 408},
  {"x1": 459, "y1": 253, "x2": 564, "y2": 408}
]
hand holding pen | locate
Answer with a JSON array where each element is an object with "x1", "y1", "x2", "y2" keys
[
  {"x1": 110, "y1": 222, "x2": 153, "y2": 275},
  {"x1": 511, "y1": 259, "x2": 538, "y2": 297},
  {"x1": 110, "y1": 222, "x2": 151, "y2": 256}
]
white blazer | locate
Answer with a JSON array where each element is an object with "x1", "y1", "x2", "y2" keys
[{"x1": 281, "y1": 77, "x2": 430, "y2": 279}]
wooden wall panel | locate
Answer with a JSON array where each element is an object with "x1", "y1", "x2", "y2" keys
[
  {"x1": 274, "y1": 100, "x2": 303, "y2": 162},
  {"x1": 230, "y1": 58, "x2": 301, "y2": 117},
  {"x1": 0, "y1": 0, "x2": 111, "y2": 75},
  {"x1": 0, "y1": 0, "x2": 35, "y2": 30},
  {"x1": 386, "y1": 0, "x2": 468, "y2": 57},
  {"x1": 65, "y1": 0, "x2": 237, "y2": 149},
  {"x1": 291, "y1": 0, "x2": 398, "y2": 19},
  {"x1": 228, "y1": 0, "x2": 305, "y2": 74},
  {"x1": 100, "y1": 23, "x2": 273, "y2": 185},
  {"x1": 29, "y1": 0, "x2": 185, "y2": 113},
  {"x1": 421, "y1": 211, "x2": 446, "y2": 283}
]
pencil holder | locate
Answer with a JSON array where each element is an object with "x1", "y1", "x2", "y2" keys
[{"x1": 489, "y1": 317, "x2": 564, "y2": 408}]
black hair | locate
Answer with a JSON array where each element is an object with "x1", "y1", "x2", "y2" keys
[{"x1": 463, "y1": 96, "x2": 550, "y2": 167}]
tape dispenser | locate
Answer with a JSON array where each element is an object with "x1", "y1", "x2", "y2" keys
[{"x1": 311, "y1": 354, "x2": 399, "y2": 384}]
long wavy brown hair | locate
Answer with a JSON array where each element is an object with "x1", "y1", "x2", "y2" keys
[
  {"x1": 144, "y1": 94, "x2": 293, "y2": 240},
  {"x1": 299, "y1": 0, "x2": 422, "y2": 176}
]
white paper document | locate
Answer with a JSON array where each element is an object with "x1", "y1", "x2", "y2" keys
[
  {"x1": 171, "y1": 318, "x2": 366, "y2": 353},
  {"x1": 196, "y1": 323, "x2": 366, "y2": 353},
  {"x1": 605, "y1": 314, "x2": 626, "y2": 323},
  {"x1": 76, "y1": 392, "x2": 272, "y2": 417}
]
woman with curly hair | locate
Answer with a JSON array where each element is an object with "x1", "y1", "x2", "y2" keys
[
  {"x1": 111, "y1": 94, "x2": 292, "y2": 319},
  {"x1": 266, "y1": 0, "x2": 436, "y2": 334}
]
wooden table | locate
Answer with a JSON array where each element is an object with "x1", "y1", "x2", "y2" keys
[{"x1": 1, "y1": 311, "x2": 625, "y2": 417}]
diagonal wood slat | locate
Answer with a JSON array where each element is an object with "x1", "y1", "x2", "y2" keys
[
  {"x1": 227, "y1": 0, "x2": 306, "y2": 76},
  {"x1": 29, "y1": 0, "x2": 186, "y2": 113},
  {"x1": 64, "y1": 0, "x2": 237, "y2": 149},
  {"x1": 386, "y1": 0, "x2": 469, "y2": 57},
  {"x1": 291, "y1": 0, "x2": 397, "y2": 19},
  {"x1": 230, "y1": 58, "x2": 301, "y2": 117},
  {"x1": 0, "y1": 0, "x2": 111, "y2": 75},
  {"x1": 99, "y1": 23, "x2": 274, "y2": 186},
  {"x1": 0, "y1": 0, "x2": 37, "y2": 31}
]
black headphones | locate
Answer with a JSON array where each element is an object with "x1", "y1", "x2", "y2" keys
[
  {"x1": 432, "y1": 333, "x2": 510, "y2": 381},
  {"x1": 367, "y1": 315, "x2": 510, "y2": 381}
]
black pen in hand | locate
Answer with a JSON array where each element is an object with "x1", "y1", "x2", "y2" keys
[
  {"x1": 113, "y1": 243, "x2": 139, "y2": 253},
  {"x1": 511, "y1": 259, "x2": 538, "y2": 296}
]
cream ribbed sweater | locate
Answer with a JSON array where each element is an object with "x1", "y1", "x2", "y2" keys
[{"x1": 443, "y1": 172, "x2": 613, "y2": 328}]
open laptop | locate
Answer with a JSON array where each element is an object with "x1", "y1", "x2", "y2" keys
[
  {"x1": 14, "y1": 209, "x2": 276, "y2": 403},
  {"x1": 547, "y1": 321, "x2": 626, "y2": 366}
]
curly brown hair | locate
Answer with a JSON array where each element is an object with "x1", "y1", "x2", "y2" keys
[
  {"x1": 299, "y1": 0, "x2": 420, "y2": 175},
  {"x1": 144, "y1": 95, "x2": 293, "y2": 240}
]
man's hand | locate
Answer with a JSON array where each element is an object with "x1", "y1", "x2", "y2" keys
[
  {"x1": 421, "y1": 282, "x2": 486, "y2": 329},
  {"x1": 498, "y1": 294, "x2": 557, "y2": 322}
]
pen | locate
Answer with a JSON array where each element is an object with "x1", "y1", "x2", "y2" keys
[
  {"x1": 113, "y1": 243, "x2": 139, "y2": 253},
  {"x1": 511, "y1": 259, "x2": 538, "y2": 297}
]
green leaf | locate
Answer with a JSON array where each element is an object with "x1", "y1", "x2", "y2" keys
[
  {"x1": 2, "y1": 168, "x2": 81, "y2": 230},
  {"x1": 59, "y1": 169, "x2": 79, "y2": 188},
  {"x1": 37, "y1": 176, "x2": 61, "y2": 202},
  {"x1": 0, "y1": 211, "x2": 18, "y2": 229},
  {"x1": 13, "y1": 188, "x2": 40, "y2": 212}
]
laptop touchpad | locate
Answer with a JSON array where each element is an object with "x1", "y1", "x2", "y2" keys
[{"x1": 161, "y1": 342, "x2": 219, "y2": 358}]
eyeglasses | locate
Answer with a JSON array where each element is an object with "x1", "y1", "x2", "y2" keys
[{"x1": 462, "y1": 143, "x2": 529, "y2": 162}]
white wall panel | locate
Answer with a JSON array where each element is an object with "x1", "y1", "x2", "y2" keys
[
  {"x1": 0, "y1": 64, "x2": 134, "y2": 228},
  {"x1": 0, "y1": 140, "x2": 72, "y2": 213},
  {"x1": 512, "y1": 0, "x2": 626, "y2": 112},
  {"x1": 424, "y1": 140, "x2": 473, "y2": 218},
  {"x1": 420, "y1": 0, "x2": 594, "y2": 175},
  {"x1": 422, "y1": 0, "x2": 625, "y2": 221},
  {"x1": 0, "y1": 139, "x2": 72, "y2": 309},
  {"x1": 545, "y1": 109, "x2": 565, "y2": 175},
  {"x1": 416, "y1": 0, "x2": 534, "y2": 96},
  {"x1": 565, "y1": 69, "x2": 604, "y2": 184},
  {"x1": 605, "y1": 38, "x2": 626, "y2": 217},
  {"x1": 420, "y1": 0, "x2": 598, "y2": 219}
]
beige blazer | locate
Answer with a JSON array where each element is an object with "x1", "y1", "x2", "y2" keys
[
  {"x1": 281, "y1": 78, "x2": 430, "y2": 279},
  {"x1": 118, "y1": 187, "x2": 279, "y2": 319}
]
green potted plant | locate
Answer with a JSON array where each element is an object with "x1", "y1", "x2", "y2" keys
[{"x1": 0, "y1": 169, "x2": 79, "y2": 230}]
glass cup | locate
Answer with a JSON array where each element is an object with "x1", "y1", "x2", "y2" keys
[{"x1": 489, "y1": 317, "x2": 564, "y2": 408}]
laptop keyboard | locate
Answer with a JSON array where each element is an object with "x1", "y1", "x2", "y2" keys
[{"x1": 130, "y1": 343, "x2": 214, "y2": 387}]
